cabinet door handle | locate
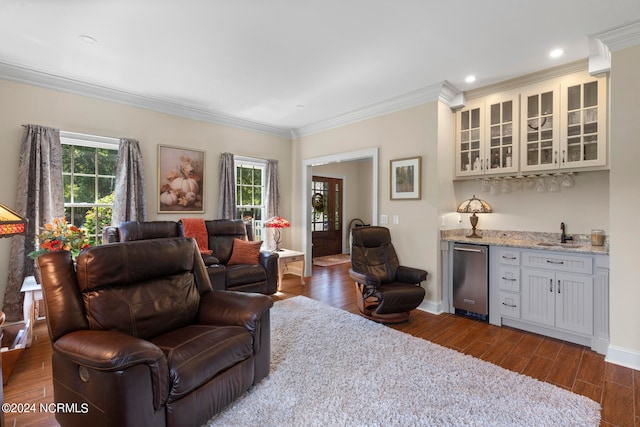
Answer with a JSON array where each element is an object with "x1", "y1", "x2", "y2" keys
[
  {"x1": 562, "y1": 149, "x2": 566, "y2": 164},
  {"x1": 554, "y1": 150, "x2": 558, "y2": 164},
  {"x1": 502, "y1": 277, "x2": 517, "y2": 282},
  {"x1": 502, "y1": 255, "x2": 517, "y2": 260},
  {"x1": 546, "y1": 259, "x2": 564, "y2": 265},
  {"x1": 502, "y1": 302, "x2": 517, "y2": 308},
  {"x1": 558, "y1": 280, "x2": 561, "y2": 294},
  {"x1": 549, "y1": 279, "x2": 553, "y2": 292}
]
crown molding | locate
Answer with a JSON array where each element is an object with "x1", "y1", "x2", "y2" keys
[
  {"x1": 592, "y1": 19, "x2": 640, "y2": 52},
  {"x1": 0, "y1": 60, "x2": 292, "y2": 139},
  {"x1": 293, "y1": 81, "x2": 460, "y2": 138},
  {"x1": 463, "y1": 59, "x2": 590, "y2": 101}
]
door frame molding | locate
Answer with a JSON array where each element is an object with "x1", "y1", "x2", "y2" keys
[{"x1": 302, "y1": 147, "x2": 379, "y2": 276}]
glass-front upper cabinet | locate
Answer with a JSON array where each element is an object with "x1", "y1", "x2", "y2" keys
[
  {"x1": 455, "y1": 95, "x2": 518, "y2": 177},
  {"x1": 560, "y1": 75, "x2": 607, "y2": 168},
  {"x1": 486, "y1": 94, "x2": 518, "y2": 175},
  {"x1": 520, "y1": 83, "x2": 559, "y2": 172},
  {"x1": 455, "y1": 100, "x2": 484, "y2": 177}
]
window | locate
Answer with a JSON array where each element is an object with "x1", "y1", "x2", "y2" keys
[
  {"x1": 235, "y1": 158, "x2": 266, "y2": 241},
  {"x1": 61, "y1": 132, "x2": 119, "y2": 244}
]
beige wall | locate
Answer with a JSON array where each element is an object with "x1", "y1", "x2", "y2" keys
[
  {"x1": 294, "y1": 103, "x2": 443, "y2": 305},
  {"x1": 608, "y1": 44, "x2": 640, "y2": 365},
  {"x1": 0, "y1": 79, "x2": 292, "y2": 308}
]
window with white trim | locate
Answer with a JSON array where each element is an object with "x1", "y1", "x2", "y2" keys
[
  {"x1": 61, "y1": 132, "x2": 118, "y2": 244},
  {"x1": 235, "y1": 158, "x2": 266, "y2": 241}
]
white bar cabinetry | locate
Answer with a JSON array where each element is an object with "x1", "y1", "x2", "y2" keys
[{"x1": 489, "y1": 246, "x2": 609, "y2": 354}]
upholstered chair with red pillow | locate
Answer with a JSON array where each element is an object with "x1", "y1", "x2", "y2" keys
[{"x1": 202, "y1": 220, "x2": 278, "y2": 294}]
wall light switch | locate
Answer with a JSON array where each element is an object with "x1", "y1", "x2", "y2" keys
[
  {"x1": 393, "y1": 215, "x2": 399, "y2": 224},
  {"x1": 380, "y1": 214, "x2": 389, "y2": 225}
]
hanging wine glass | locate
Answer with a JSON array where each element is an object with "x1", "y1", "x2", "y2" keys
[
  {"x1": 562, "y1": 172, "x2": 575, "y2": 188},
  {"x1": 536, "y1": 175, "x2": 548, "y2": 193},
  {"x1": 548, "y1": 174, "x2": 561, "y2": 193}
]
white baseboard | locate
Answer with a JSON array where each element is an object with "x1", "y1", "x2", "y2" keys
[
  {"x1": 605, "y1": 344, "x2": 640, "y2": 370},
  {"x1": 417, "y1": 300, "x2": 444, "y2": 315}
]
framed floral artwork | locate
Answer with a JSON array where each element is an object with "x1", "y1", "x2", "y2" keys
[
  {"x1": 158, "y1": 145, "x2": 205, "y2": 213},
  {"x1": 390, "y1": 156, "x2": 421, "y2": 200}
]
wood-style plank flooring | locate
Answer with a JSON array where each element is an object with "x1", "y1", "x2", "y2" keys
[{"x1": 3, "y1": 262, "x2": 638, "y2": 426}]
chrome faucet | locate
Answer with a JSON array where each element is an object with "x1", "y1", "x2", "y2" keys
[{"x1": 560, "y1": 222, "x2": 573, "y2": 243}]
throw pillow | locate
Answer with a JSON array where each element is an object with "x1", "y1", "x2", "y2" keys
[
  {"x1": 227, "y1": 238, "x2": 262, "y2": 266},
  {"x1": 181, "y1": 218, "x2": 213, "y2": 255}
]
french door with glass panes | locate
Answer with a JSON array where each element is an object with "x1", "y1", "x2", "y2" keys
[{"x1": 311, "y1": 176, "x2": 343, "y2": 258}]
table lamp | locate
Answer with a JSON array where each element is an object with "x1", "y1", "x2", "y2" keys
[
  {"x1": 264, "y1": 216, "x2": 290, "y2": 251},
  {"x1": 0, "y1": 203, "x2": 27, "y2": 237},
  {"x1": 456, "y1": 195, "x2": 493, "y2": 238}
]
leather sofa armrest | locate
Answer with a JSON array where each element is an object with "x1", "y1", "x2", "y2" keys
[
  {"x1": 258, "y1": 250, "x2": 279, "y2": 294},
  {"x1": 396, "y1": 265, "x2": 428, "y2": 284},
  {"x1": 198, "y1": 290, "x2": 273, "y2": 333},
  {"x1": 201, "y1": 254, "x2": 220, "y2": 266},
  {"x1": 53, "y1": 330, "x2": 168, "y2": 410}
]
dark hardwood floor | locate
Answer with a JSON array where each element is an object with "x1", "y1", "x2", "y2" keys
[{"x1": 3, "y1": 262, "x2": 638, "y2": 426}]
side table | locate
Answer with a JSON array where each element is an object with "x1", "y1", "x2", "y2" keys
[
  {"x1": 20, "y1": 276, "x2": 42, "y2": 348},
  {"x1": 276, "y1": 249, "x2": 305, "y2": 291}
]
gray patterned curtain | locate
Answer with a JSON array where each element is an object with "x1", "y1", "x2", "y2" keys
[
  {"x1": 111, "y1": 138, "x2": 147, "y2": 225},
  {"x1": 217, "y1": 152, "x2": 235, "y2": 219},
  {"x1": 265, "y1": 159, "x2": 281, "y2": 246},
  {"x1": 3, "y1": 124, "x2": 64, "y2": 321}
]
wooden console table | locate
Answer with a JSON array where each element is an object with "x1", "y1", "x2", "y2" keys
[
  {"x1": 20, "y1": 276, "x2": 42, "y2": 348},
  {"x1": 276, "y1": 249, "x2": 305, "y2": 291}
]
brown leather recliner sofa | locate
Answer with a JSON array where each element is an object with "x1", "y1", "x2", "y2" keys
[
  {"x1": 103, "y1": 219, "x2": 279, "y2": 295},
  {"x1": 37, "y1": 237, "x2": 273, "y2": 427}
]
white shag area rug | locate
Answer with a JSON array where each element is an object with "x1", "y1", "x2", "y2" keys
[{"x1": 206, "y1": 296, "x2": 600, "y2": 427}]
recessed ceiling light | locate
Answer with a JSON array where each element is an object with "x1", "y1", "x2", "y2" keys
[
  {"x1": 79, "y1": 35, "x2": 98, "y2": 44},
  {"x1": 465, "y1": 75, "x2": 476, "y2": 83},
  {"x1": 549, "y1": 48, "x2": 564, "y2": 58}
]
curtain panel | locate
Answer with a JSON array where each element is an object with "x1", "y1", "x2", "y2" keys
[
  {"x1": 217, "y1": 152, "x2": 235, "y2": 219},
  {"x1": 3, "y1": 124, "x2": 64, "y2": 321},
  {"x1": 265, "y1": 159, "x2": 281, "y2": 248},
  {"x1": 111, "y1": 138, "x2": 147, "y2": 224}
]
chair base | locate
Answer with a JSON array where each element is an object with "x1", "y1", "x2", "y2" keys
[{"x1": 355, "y1": 285, "x2": 411, "y2": 324}]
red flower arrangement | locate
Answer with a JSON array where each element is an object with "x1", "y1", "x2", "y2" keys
[{"x1": 28, "y1": 217, "x2": 91, "y2": 260}]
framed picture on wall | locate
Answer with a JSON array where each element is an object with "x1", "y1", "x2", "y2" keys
[
  {"x1": 158, "y1": 145, "x2": 205, "y2": 213},
  {"x1": 390, "y1": 156, "x2": 421, "y2": 200}
]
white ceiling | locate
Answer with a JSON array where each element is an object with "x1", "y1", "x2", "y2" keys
[{"x1": 1, "y1": 1, "x2": 640, "y2": 138}]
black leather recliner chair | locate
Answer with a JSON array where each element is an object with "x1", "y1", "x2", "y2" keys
[
  {"x1": 349, "y1": 226, "x2": 427, "y2": 323},
  {"x1": 37, "y1": 237, "x2": 273, "y2": 427}
]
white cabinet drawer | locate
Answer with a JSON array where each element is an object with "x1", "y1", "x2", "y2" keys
[
  {"x1": 498, "y1": 266, "x2": 520, "y2": 292},
  {"x1": 499, "y1": 292, "x2": 521, "y2": 319},
  {"x1": 521, "y1": 251, "x2": 593, "y2": 274},
  {"x1": 497, "y1": 248, "x2": 520, "y2": 265}
]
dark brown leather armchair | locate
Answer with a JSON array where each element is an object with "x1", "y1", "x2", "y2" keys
[
  {"x1": 349, "y1": 226, "x2": 427, "y2": 323},
  {"x1": 103, "y1": 220, "x2": 279, "y2": 294},
  {"x1": 37, "y1": 237, "x2": 273, "y2": 427}
]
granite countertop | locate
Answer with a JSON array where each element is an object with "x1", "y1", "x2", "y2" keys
[{"x1": 441, "y1": 229, "x2": 609, "y2": 255}]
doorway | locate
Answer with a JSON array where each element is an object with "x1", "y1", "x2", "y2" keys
[
  {"x1": 302, "y1": 147, "x2": 379, "y2": 277},
  {"x1": 311, "y1": 176, "x2": 343, "y2": 258}
]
